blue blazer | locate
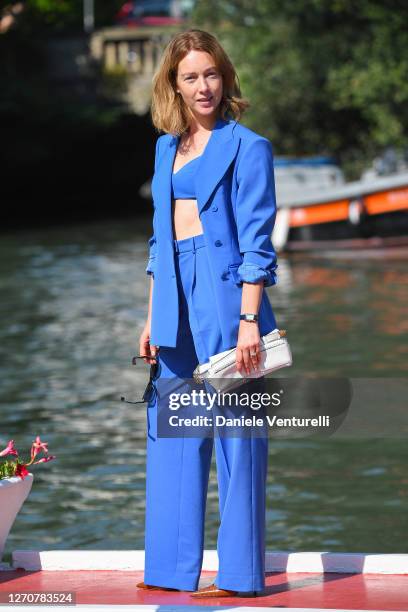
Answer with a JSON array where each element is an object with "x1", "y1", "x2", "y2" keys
[{"x1": 146, "y1": 116, "x2": 278, "y2": 350}]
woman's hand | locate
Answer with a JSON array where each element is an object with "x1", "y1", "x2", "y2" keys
[
  {"x1": 236, "y1": 321, "x2": 261, "y2": 375},
  {"x1": 139, "y1": 319, "x2": 158, "y2": 365}
]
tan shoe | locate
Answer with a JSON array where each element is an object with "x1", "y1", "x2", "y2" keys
[
  {"x1": 190, "y1": 583, "x2": 238, "y2": 597},
  {"x1": 136, "y1": 581, "x2": 179, "y2": 591}
]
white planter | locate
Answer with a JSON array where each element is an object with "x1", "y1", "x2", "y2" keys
[{"x1": 0, "y1": 473, "x2": 34, "y2": 562}]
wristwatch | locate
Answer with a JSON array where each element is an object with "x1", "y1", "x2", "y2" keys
[{"x1": 240, "y1": 313, "x2": 259, "y2": 322}]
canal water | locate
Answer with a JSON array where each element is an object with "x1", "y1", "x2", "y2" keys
[{"x1": 1, "y1": 217, "x2": 407, "y2": 557}]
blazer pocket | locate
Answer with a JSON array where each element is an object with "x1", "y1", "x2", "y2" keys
[{"x1": 228, "y1": 263, "x2": 243, "y2": 286}]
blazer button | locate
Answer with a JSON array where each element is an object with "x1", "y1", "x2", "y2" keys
[
  {"x1": 214, "y1": 240, "x2": 222, "y2": 247},
  {"x1": 211, "y1": 205, "x2": 218, "y2": 212}
]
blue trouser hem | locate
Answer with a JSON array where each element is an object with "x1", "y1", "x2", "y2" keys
[
  {"x1": 143, "y1": 567, "x2": 200, "y2": 591},
  {"x1": 215, "y1": 571, "x2": 265, "y2": 592}
]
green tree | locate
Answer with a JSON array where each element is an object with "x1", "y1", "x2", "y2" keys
[{"x1": 191, "y1": 0, "x2": 408, "y2": 177}]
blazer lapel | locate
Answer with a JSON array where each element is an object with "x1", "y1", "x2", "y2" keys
[
  {"x1": 156, "y1": 117, "x2": 240, "y2": 238},
  {"x1": 154, "y1": 134, "x2": 177, "y2": 242},
  {"x1": 195, "y1": 117, "x2": 240, "y2": 214}
]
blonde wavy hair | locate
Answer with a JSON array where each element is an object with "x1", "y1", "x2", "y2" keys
[{"x1": 150, "y1": 29, "x2": 250, "y2": 135}]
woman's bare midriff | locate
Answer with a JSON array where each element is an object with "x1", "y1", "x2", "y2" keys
[{"x1": 172, "y1": 198, "x2": 204, "y2": 240}]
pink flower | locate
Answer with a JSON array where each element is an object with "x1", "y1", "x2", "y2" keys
[
  {"x1": 0, "y1": 440, "x2": 18, "y2": 457},
  {"x1": 32, "y1": 455, "x2": 56, "y2": 465},
  {"x1": 30, "y1": 435, "x2": 49, "y2": 460},
  {"x1": 1, "y1": 435, "x2": 56, "y2": 481}
]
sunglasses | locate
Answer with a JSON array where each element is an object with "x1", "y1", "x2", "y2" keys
[{"x1": 120, "y1": 354, "x2": 159, "y2": 405}]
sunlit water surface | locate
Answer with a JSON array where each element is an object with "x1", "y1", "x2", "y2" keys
[{"x1": 1, "y1": 218, "x2": 407, "y2": 556}]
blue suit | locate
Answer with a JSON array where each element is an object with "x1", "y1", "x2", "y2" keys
[
  {"x1": 143, "y1": 116, "x2": 279, "y2": 593},
  {"x1": 147, "y1": 116, "x2": 278, "y2": 349}
]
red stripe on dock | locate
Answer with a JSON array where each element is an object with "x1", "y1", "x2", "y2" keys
[{"x1": 0, "y1": 569, "x2": 407, "y2": 610}]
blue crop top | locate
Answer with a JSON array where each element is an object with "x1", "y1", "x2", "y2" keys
[{"x1": 171, "y1": 155, "x2": 202, "y2": 199}]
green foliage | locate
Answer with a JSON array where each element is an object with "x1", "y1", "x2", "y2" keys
[
  {"x1": 0, "y1": 459, "x2": 18, "y2": 479},
  {"x1": 191, "y1": 0, "x2": 408, "y2": 177},
  {"x1": 1, "y1": 0, "x2": 125, "y2": 32},
  {"x1": 2, "y1": 0, "x2": 407, "y2": 181}
]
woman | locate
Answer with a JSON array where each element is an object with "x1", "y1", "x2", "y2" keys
[{"x1": 137, "y1": 28, "x2": 279, "y2": 597}]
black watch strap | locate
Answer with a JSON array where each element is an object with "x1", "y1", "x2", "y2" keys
[{"x1": 240, "y1": 313, "x2": 259, "y2": 322}]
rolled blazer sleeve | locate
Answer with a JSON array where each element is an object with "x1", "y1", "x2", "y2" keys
[
  {"x1": 145, "y1": 234, "x2": 157, "y2": 277},
  {"x1": 235, "y1": 137, "x2": 278, "y2": 287},
  {"x1": 146, "y1": 137, "x2": 161, "y2": 278}
]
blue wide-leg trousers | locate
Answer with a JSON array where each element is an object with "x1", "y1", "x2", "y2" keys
[{"x1": 144, "y1": 234, "x2": 268, "y2": 592}]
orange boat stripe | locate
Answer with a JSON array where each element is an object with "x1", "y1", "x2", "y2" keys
[
  {"x1": 289, "y1": 187, "x2": 408, "y2": 227},
  {"x1": 290, "y1": 201, "x2": 349, "y2": 227},
  {"x1": 365, "y1": 188, "x2": 408, "y2": 215}
]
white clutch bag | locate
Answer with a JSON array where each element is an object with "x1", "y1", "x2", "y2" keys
[{"x1": 192, "y1": 329, "x2": 292, "y2": 393}]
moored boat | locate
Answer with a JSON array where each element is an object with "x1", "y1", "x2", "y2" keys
[{"x1": 273, "y1": 156, "x2": 408, "y2": 252}]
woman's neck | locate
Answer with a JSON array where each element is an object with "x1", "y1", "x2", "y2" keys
[{"x1": 186, "y1": 111, "x2": 219, "y2": 136}]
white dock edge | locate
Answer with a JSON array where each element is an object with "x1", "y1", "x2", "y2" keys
[{"x1": 8, "y1": 549, "x2": 408, "y2": 574}]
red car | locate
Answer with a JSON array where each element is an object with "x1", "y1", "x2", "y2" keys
[{"x1": 115, "y1": 1, "x2": 194, "y2": 27}]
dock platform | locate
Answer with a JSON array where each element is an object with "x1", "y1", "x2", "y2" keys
[{"x1": 0, "y1": 550, "x2": 407, "y2": 611}]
